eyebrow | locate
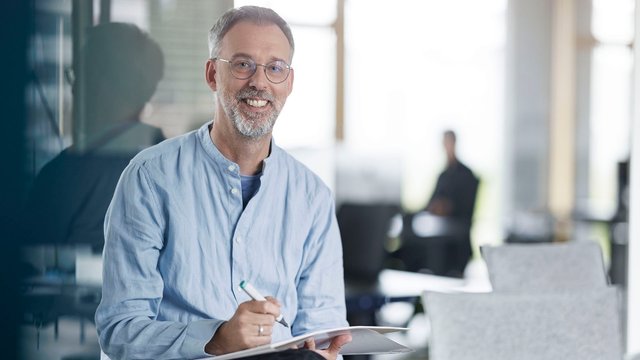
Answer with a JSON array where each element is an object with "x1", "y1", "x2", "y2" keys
[{"x1": 230, "y1": 52, "x2": 288, "y2": 64}]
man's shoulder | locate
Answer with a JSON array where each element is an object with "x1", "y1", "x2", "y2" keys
[
  {"x1": 268, "y1": 148, "x2": 333, "y2": 201},
  {"x1": 278, "y1": 148, "x2": 328, "y2": 188},
  {"x1": 130, "y1": 128, "x2": 199, "y2": 165},
  {"x1": 453, "y1": 160, "x2": 475, "y2": 176},
  {"x1": 454, "y1": 161, "x2": 479, "y2": 188}
]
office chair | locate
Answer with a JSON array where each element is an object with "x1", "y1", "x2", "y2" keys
[
  {"x1": 480, "y1": 241, "x2": 609, "y2": 292},
  {"x1": 391, "y1": 177, "x2": 479, "y2": 277},
  {"x1": 337, "y1": 202, "x2": 403, "y2": 328},
  {"x1": 423, "y1": 287, "x2": 623, "y2": 360},
  {"x1": 337, "y1": 202, "x2": 401, "y2": 287}
]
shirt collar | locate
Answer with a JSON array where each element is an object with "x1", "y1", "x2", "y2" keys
[{"x1": 197, "y1": 120, "x2": 281, "y2": 172}]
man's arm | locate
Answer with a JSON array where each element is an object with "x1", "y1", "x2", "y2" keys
[
  {"x1": 293, "y1": 188, "x2": 349, "y2": 336},
  {"x1": 95, "y1": 162, "x2": 221, "y2": 359},
  {"x1": 426, "y1": 172, "x2": 453, "y2": 216},
  {"x1": 294, "y1": 187, "x2": 351, "y2": 360}
]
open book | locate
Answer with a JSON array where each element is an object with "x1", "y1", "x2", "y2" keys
[{"x1": 206, "y1": 326, "x2": 412, "y2": 360}]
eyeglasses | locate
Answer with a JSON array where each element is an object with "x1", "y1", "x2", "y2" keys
[{"x1": 213, "y1": 57, "x2": 291, "y2": 84}]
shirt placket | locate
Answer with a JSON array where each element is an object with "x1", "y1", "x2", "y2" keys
[{"x1": 226, "y1": 162, "x2": 248, "y2": 302}]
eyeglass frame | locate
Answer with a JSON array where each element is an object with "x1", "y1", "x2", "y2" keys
[{"x1": 212, "y1": 57, "x2": 292, "y2": 84}]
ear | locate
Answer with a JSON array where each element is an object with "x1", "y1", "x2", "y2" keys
[
  {"x1": 286, "y1": 68, "x2": 294, "y2": 96},
  {"x1": 205, "y1": 59, "x2": 218, "y2": 91}
]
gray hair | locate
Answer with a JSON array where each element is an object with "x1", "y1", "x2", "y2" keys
[{"x1": 208, "y1": 6, "x2": 295, "y2": 60}]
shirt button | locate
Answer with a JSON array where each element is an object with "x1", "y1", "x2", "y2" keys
[
  {"x1": 227, "y1": 165, "x2": 235, "y2": 172},
  {"x1": 231, "y1": 188, "x2": 239, "y2": 195},
  {"x1": 236, "y1": 236, "x2": 242, "y2": 243}
]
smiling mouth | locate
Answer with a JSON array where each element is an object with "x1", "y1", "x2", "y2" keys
[{"x1": 244, "y1": 98, "x2": 269, "y2": 108}]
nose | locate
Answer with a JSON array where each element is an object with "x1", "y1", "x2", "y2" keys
[{"x1": 248, "y1": 65, "x2": 269, "y2": 90}]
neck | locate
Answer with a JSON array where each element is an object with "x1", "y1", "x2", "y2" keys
[{"x1": 209, "y1": 118, "x2": 271, "y2": 176}]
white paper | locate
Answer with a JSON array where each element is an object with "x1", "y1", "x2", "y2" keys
[{"x1": 206, "y1": 326, "x2": 411, "y2": 360}]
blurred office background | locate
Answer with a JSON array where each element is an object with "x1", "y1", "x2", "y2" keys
[{"x1": 2, "y1": 0, "x2": 639, "y2": 359}]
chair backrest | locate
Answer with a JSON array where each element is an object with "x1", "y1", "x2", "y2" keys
[
  {"x1": 480, "y1": 241, "x2": 608, "y2": 292},
  {"x1": 423, "y1": 287, "x2": 623, "y2": 360},
  {"x1": 337, "y1": 203, "x2": 401, "y2": 285}
]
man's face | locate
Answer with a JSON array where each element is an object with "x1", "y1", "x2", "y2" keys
[
  {"x1": 212, "y1": 21, "x2": 293, "y2": 139},
  {"x1": 443, "y1": 134, "x2": 456, "y2": 158}
]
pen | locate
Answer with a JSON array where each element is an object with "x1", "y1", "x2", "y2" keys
[{"x1": 239, "y1": 280, "x2": 290, "y2": 328}]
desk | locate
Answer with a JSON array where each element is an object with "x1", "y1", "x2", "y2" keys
[
  {"x1": 378, "y1": 269, "x2": 491, "y2": 296},
  {"x1": 388, "y1": 212, "x2": 474, "y2": 276},
  {"x1": 345, "y1": 267, "x2": 492, "y2": 327}
]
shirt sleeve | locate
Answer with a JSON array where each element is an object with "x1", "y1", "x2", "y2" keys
[
  {"x1": 95, "y1": 161, "x2": 223, "y2": 359},
  {"x1": 293, "y1": 186, "x2": 349, "y2": 336}
]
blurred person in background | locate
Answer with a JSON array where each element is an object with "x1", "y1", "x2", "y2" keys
[
  {"x1": 424, "y1": 130, "x2": 479, "y2": 276},
  {"x1": 389, "y1": 130, "x2": 479, "y2": 277},
  {"x1": 426, "y1": 130, "x2": 478, "y2": 221}
]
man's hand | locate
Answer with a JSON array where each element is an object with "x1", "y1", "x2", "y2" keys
[
  {"x1": 427, "y1": 198, "x2": 452, "y2": 216},
  {"x1": 304, "y1": 334, "x2": 352, "y2": 360},
  {"x1": 205, "y1": 297, "x2": 282, "y2": 355}
]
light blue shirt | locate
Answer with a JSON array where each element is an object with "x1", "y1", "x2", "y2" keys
[{"x1": 95, "y1": 121, "x2": 348, "y2": 359}]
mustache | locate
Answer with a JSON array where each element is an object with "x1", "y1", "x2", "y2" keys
[{"x1": 236, "y1": 88, "x2": 275, "y2": 102}]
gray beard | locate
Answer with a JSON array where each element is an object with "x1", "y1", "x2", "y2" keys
[{"x1": 222, "y1": 88, "x2": 281, "y2": 139}]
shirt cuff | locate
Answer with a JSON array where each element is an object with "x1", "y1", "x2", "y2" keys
[{"x1": 182, "y1": 319, "x2": 224, "y2": 358}]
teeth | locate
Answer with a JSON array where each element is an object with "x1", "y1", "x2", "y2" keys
[{"x1": 246, "y1": 99, "x2": 268, "y2": 107}]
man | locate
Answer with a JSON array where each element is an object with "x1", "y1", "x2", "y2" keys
[
  {"x1": 425, "y1": 130, "x2": 479, "y2": 276},
  {"x1": 390, "y1": 130, "x2": 478, "y2": 277},
  {"x1": 426, "y1": 130, "x2": 478, "y2": 221},
  {"x1": 95, "y1": 6, "x2": 351, "y2": 360}
]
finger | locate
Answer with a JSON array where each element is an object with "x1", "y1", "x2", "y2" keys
[
  {"x1": 260, "y1": 298, "x2": 282, "y2": 318},
  {"x1": 237, "y1": 305, "x2": 278, "y2": 326},
  {"x1": 237, "y1": 300, "x2": 264, "y2": 315},
  {"x1": 247, "y1": 324, "x2": 273, "y2": 347},
  {"x1": 253, "y1": 324, "x2": 273, "y2": 337},
  {"x1": 239, "y1": 319, "x2": 274, "y2": 339},
  {"x1": 304, "y1": 338, "x2": 316, "y2": 351},
  {"x1": 251, "y1": 333, "x2": 272, "y2": 347},
  {"x1": 326, "y1": 334, "x2": 352, "y2": 355},
  {"x1": 254, "y1": 313, "x2": 277, "y2": 326},
  {"x1": 265, "y1": 296, "x2": 281, "y2": 306},
  {"x1": 244, "y1": 299, "x2": 281, "y2": 319}
]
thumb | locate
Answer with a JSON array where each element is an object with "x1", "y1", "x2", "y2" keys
[
  {"x1": 304, "y1": 338, "x2": 316, "y2": 350},
  {"x1": 327, "y1": 334, "x2": 352, "y2": 354}
]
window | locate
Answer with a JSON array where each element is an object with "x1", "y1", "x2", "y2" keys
[
  {"x1": 344, "y1": 0, "x2": 507, "y2": 247},
  {"x1": 589, "y1": 0, "x2": 634, "y2": 215},
  {"x1": 232, "y1": 1, "x2": 338, "y2": 188}
]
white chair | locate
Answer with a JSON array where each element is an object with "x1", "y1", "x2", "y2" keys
[
  {"x1": 480, "y1": 241, "x2": 608, "y2": 292},
  {"x1": 423, "y1": 287, "x2": 624, "y2": 360}
]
